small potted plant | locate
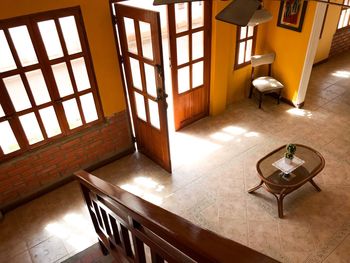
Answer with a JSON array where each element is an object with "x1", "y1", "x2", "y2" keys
[{"x1": 284, "y1": 144, "x2": 296, "y2": 164}]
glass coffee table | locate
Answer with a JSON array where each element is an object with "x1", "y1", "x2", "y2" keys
[{"x1": 248, "y1": 144, "x2": 325, "y2": 218}]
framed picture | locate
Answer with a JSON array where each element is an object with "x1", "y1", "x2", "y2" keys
[{"x1": 277, "y1": 0, "x2": 308, "y2": 32}]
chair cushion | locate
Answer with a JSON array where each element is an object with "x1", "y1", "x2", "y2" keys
[{"x1": 252, "y1": 76, "x2": 284, "y2": 93}]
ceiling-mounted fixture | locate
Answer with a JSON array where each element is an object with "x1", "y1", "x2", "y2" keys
[
  {"x1": 153, "y1": 0, "x2": 350, "y2": 26},
  {"x1": 247, "y1": 9, "x2": 273, "y2": 26}
]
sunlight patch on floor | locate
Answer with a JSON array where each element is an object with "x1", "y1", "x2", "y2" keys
[
  {"x1": 287, "y1": 108, "x2": 313, "y2": 118},
  {"x1": 332, "y1": 70, "x2": 350, "y2": 78},
  {"x1": 210, "y1": 132, "x2": 233, "y2": 142},
  {"x1": 45, "y1": 213, "x2": 96, "y2": 252},
  {"x1": 222, "y1": 126, "x2": 247, "y2": 135},
  {"x1": 120, "y1": 176, "x2": 165, "y2": 205}
]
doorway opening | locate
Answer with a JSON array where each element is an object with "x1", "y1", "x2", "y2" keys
[{"x1": 111, "y1": 0, "x2": 211, "y2": 172}]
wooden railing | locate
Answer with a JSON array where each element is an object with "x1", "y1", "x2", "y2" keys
[{"x1": 75, "y1": 170, "x2": 278, "y2": 263}]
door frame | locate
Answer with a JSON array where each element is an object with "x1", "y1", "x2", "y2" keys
[
  {"x1": 110, "y1": 1, "x2": 172, "y2": 172},
  {"x1": 167, "y1": 1, "x2": 212, "y2": 131}
]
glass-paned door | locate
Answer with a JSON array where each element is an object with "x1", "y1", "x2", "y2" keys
[
  {"x1": 168, "y1": 1, "x2": 211, "y2": 131},
  {"x1": 114, "y1": 4, "x2": 171, "y2": 172}
]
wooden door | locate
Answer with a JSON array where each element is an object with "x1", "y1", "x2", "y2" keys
[
  {"x1": 114, "y1": 4, "x2": 171, "y2": 172},
  {"x1": 168, "y1": 1, "x2": 211, "y2": 131}
]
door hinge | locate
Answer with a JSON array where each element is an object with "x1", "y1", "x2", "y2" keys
[
  {"x1": 119, "y1": 55, "x2": 124, "y2": 64},
  {"x1": 132, "y1": 136, "x2": 137, "y2": 143},
  {"x1": 112, "y1": 15, "x2": 117, "y2": 25}
]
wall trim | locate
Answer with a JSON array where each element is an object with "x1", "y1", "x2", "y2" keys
[
  {"x1": 0, "y1": 146, "x2": 135, "y2": 214},
  {"x1": 296, "y1": 3, "x2": 328, "y2": 106},
  {"x1": 313, "y1": 58, "x2": 329, "y2": 67}
]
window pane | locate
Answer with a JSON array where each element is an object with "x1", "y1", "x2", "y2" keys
[
  {"x1": 148, "y1": 99, "x2": 160, "y2": 129},
  {"x1": 240, "y1": 27, "x2": 247, "y2": 39},
  {"x1": 9, "y1": 26, "x2": 38, "y2": 67},
  {"x1": 134, "y1": 92, "x2": 147, "y2": 121},
  {"x1": 140, "y1": 22, "x2": 153, "y2": 60},
  {"x1": 0, "y1": 121, "x2": 20, "y2": 154},
  {"x1": 176, "y1": 35, "x2": 189, "y2": 65},
  {"x1": 192, "y1": 61, "x2": 203, "y2": 88},
  {"x1": 245, "y1": 39, "x2": 253, "y2": 62},
  {"x1": 144, "y1": 63, "x2": 157, "y2": 97},
  {"x1": 63, "y1": 99, "x2": 82, "y2": 129},
  {"x1": 71, "y1": 57, "x2": 91, "y2": 91},
  {"x1": 59, "y1": 16, "x2": 82, "y2": 55},
  {"x1": 3, "y1": 75, "x2": 31, "y2": 112},
  {"x1": 238, "y1": 42, "x2": 245, "y2": 65},
  {"x1": 175, "y1": 3, "x2": 189, "y2": 33},
  {"x1": 39, "y1": 106, "x2": 61, "y2": 138},
  {"x1": 130, "y1": 58, "x2": 142, "y2": 90},
  {"x1": 178, "y1": 66, "x2": 190, "y2": 94},
  {"x1": 52, "y1": 62, "x2": 74, "y2": 97},
  {"x1": 19, "y1": 113, "x2": 44, "y2": 145},
  {"x1": 344, "y1": 9, "x2": 350, "y2": 28},
  {"x1": 38, "y1": 20, "x2": 64, "y2": 60},
  {"x1": 192, "y1": 1, "x2": 204, "y2": 29},
  {"x1": 25, "y1": 69, "x2": 51, "y2": 105},
  {"x1": 80, "y1": 93, "x2": 98, "y2": 123},
  {"x1": 0, "y1": 30, "x2": 16, "y2": 73},
  {"x1": 338, "y1": 11, "x2": 346, "y2": 29},
  {"x1": 124, "y1": 17, "x2": 138, "y2": 54},
  {"x1": 0, "y1": 105, "x2": 4, "y2": 117},
  {"x1": 247, "y1": 26, "x2": 254, "y2": 38},
  {"x1": 192, "y1": 31, "x2": 204, "y2": 60}
]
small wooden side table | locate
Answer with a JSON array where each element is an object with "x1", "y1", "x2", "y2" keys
[{"x1": 248, "y1": 144, "x2": 325, "y2": 218}]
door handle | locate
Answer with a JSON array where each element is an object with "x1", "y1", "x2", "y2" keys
[{"x1": 156, "y1": 87, "x2": 168, "y2": 102}]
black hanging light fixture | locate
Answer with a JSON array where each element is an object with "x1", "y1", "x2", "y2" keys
[{"x1": 153, "y1": 0, "x2": 350, "y2": 26}]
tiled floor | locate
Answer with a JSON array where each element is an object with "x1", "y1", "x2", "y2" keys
[{"x1": 1, "y1": 52, "x2": 350, "y2": 263}]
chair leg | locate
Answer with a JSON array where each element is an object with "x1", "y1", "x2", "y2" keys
[
  {"x1": 277, "y1": 89, "x2": 282, "y2": 104},
  {"x1": 249, "y1": 85, "x2": 254, "y2": 99},
  {"x1": 259, "y1": 92, "x2": 263, "y2": 109}
]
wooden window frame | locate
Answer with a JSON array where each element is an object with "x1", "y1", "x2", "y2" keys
[
  {"x1": 0, "y1": 7, "x2": 103, "y2": 163},
  {"x1": 337, "y1": 0, "x2": 350, "y2": 30},
  {"x1": 234, "y1": 26, "x2": 257, "y2": 70}
]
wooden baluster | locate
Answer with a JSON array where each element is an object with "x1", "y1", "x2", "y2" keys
[
  {"x1": 132, "y1": 235, "x2": 146, "y2": 263},
  {"x1": 108, "y1": 215, "x2": 121, "y2": 245},
  {"x1": 119, "y1": 224, "x2": 133, "y2": 257},
  {"x1": 100, "y1": 208, "x2": 111, "y2": 235},
  {"x1": 129, "y1": 218, "x2": 146, "y2": 263},
  {"x1": 151, "y1": 250, "x2": 164, "y2": 263}
]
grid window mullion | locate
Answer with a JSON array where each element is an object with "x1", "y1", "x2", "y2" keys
[
  {"x1": 29, "y1": 18, "x2": 70, "y2": 134},
  {"x1": 0, "y1": 7, "x2": 103, "y2": 162},
  {"x1": 19, "y1": 72, "x2": 49, "y2": 140}
]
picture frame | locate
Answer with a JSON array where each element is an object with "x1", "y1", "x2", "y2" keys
[{"x1": 277, "y1": 0, "x2": 308, "y2": 32}]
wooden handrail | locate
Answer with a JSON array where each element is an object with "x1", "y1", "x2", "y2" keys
[{"x1": 75, "y1": 170, "x2": 278, "y2": 263}]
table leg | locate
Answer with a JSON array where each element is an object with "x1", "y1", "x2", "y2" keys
[
  {"x1": 309, "y1": 179, "x2": 321, "y2": 192},
  {"x1": 248, "y1": 180, "x2": 263, "y2": 193},
  {"x1": 274, "y1": 194, "x2": 285, "y2": 218}
]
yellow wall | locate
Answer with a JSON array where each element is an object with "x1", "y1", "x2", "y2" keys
[
  {"x1": 210, "y1": 0, "x2": 235, "y2": 115},
  {"x1": 211, "y1": 0, "x2": 318, "y2": 109},
  {"x1": 314, "y1": 3, "x2": 342, "y2": 63},
  {"x1": 0, "y1": 0, "x2": 126, "y2": 116},
  {"x1": 256, "y1": 0, "x2": 317, "y2": 102}
]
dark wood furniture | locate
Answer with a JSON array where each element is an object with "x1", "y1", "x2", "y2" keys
[
  {"x1": 75, "y1": 170, "x2": 278, "y2": 263},
  {"x1": 248, "y1": 144, "x2": 325, "y2": 218}
]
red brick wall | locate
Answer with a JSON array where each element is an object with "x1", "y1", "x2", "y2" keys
[
  {"x1": 330, "y1": 27, "x2": 350, "y2": 57},
  {"x1": 0, "y1": 111, "x2": 133, "y2": 208}
]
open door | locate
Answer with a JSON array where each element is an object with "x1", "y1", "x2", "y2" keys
[
  {"x1": 168, "y1": 1, "x2": 211, "y2": 131},
  {"x1": 114, "y1": 4, "x2": 172, "y2": 172}
]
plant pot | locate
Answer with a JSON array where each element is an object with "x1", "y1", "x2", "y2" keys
[{"x1": 284, "y1": 157, "x2": 293, "y2": 165}]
